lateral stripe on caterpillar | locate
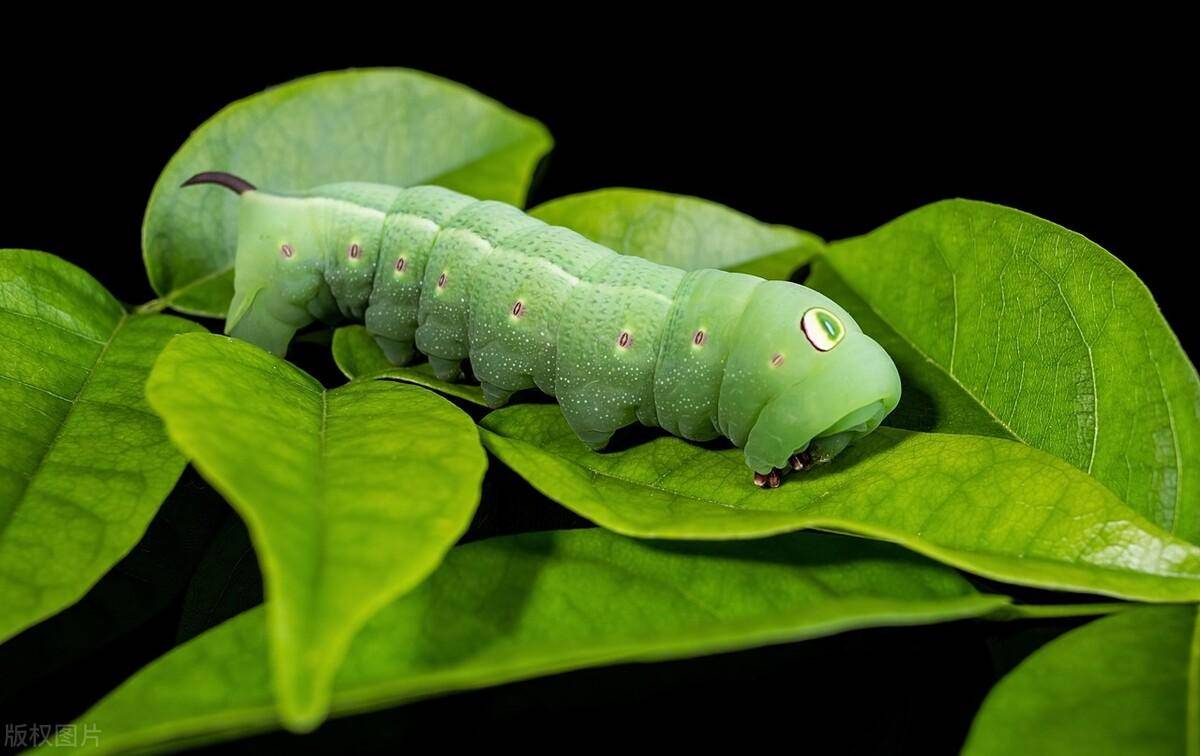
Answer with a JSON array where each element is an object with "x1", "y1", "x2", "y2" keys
[{"x1": 186, "y1": 173, "x2": 901, "y2": 486}]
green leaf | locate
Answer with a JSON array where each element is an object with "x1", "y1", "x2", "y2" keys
[
  {"x1": 963, "y1": 605, "x2": 1200, "y2": 755},
  {"x1": 807, "y1": 265, "x2": 1011, "y2": 440},
  {"x1": 145, "y1": 333, "x2": 487, "y2": 730},
  {"x1": 813, "y1": 200, "x2": 1200, "y2": 541},
  {"x1": 479, "y1": 405, "x2": 1200, "y2": 603},
  {"x1": 0, "y1": 249, "x2": 202, "y2": 644},
  {"x1": 143, "y1": 68, "x2": 552, "y2": 317},
  {"x1": 39, "y1": 528, "x2": 1008, "y2": 754},
  {"x1": 983, "y1": 602, "x2": 1133, "y2": 621},
  {"x1": 530, "y1": 188, "x2": 824, "y2": 279},
  {"x1": 331, "y1": 325, "x2": 488, "y2": 405}
]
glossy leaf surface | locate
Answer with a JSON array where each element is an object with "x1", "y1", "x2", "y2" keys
[
  {"x1": 143, "y1": 69, "x2": 552, "y2": 315},
  {"x1": 0, "y1": 249, "x2": 201, "y2": 643},
  {"x1": 41, "y1": 528, "x2": 1006, "y2": 753},
  {"x1": 146, "y1": 333, "x2": 487, "y2": 729}
]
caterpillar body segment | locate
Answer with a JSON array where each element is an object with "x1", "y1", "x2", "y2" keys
[{"x1": 189, "y1": 173, "x2": 901, "y2": 484}]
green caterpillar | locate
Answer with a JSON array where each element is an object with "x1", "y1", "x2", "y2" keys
[{"x1": 185, "y1": 172, "x2": 901, "y2": 487}]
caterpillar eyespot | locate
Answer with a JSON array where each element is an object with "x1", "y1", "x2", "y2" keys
[
  {"x1": 801, "y1": 307, "x2": 845, "y2": 352},
  {"x1": 188, "y1": 171, "x2": 900, "y2": 484}
]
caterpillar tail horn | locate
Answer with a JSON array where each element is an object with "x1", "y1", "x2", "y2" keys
[{"x1": 181, "y1": 171, "x2": 257, "y2": 194}]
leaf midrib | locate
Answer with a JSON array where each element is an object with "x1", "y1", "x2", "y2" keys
[
  {"x1": 486, "y1": 427, "x2": 1200, "y2": 590},
  {"x1": 0, "y1": 312, "x2": 127, "y2": 545},
  {"x1": 828, "y1": 209, "x2": 1192, "y2": 536},
  {"x1": 331, "y1": 595, "x2": 1008, "y2": 718},
  {"x1": 303, "y1": 388, "x2": 331, "y2": 641},
  {"x1": 819, "y1": 257, "x2": 1023, "y2": 443}
]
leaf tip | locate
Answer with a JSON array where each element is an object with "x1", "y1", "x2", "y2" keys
[{"x1": 276, "y1": 682, "x2": 333, "y2": 734}]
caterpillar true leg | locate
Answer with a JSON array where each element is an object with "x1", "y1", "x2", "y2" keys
[
  {"x1": 754, "y1": 450, "x2": 816, "y2": 489},
  {"x1": 789, "y1": 450, "x2": 814, "y2": 471},
  {"x1": 186, "y1": 173, "x2": 901, "y2": 486},
  {"x1": 753, "y1": 469, "x2": 785, "y2": 489}
]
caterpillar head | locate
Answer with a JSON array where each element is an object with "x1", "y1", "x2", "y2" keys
[
  {"x1": 183, "y1": 173, "x2": 320, "y2": 356},
  {"x1": 733, "y1": 282, "x2": 901, "y2": 475}
]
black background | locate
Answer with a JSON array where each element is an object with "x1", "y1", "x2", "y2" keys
[{"x1": 0, "y1": 48, "x2": 1192, "y2": 754}]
